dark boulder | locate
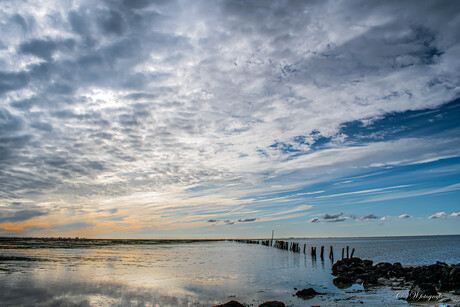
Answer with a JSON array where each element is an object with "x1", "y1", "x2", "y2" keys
[
  {"x1": 389, "y1": 262, "x2": 406, "y2": 278},
  {"x1": 295, "y1": 288, "x2": 321, "y2": 299},
  {"x1": 332, "y1": 260, "x2": 348, "y2": 275},
  {"x1": 331, "y1": 257, "x2": 460, "y2": 294},
  {"x1": 406, "y1": 283, "x2": 439, "y2": 302},
  {"x1": 351, "y1": 265, "x2": 366, "y2": 275},
  {"x1": 440, "y1": 265, "x2": 460, "y2": 292},
  {"x1": 214, "y1": 300, "x2": 245, "y2": 307},
  {"x1": 363, "y1": 259, "x2": 373, "y2": 267},
  {"x1": 374, "y1": 262, "x2": 393, "y2": 277},
  {"x1": 258, "y1": 301, "x2": 286, "y2": 307},
  {"x1": 359, "y1": 272, "x2": 377, "y2": 286},
  {"x1": 450, "y1": 265, "x2": 460, "y2": 283}
]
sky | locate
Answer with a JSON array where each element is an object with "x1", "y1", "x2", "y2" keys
[{"x1": 0, "y1": 0, "x2": 459, "y2": 239}]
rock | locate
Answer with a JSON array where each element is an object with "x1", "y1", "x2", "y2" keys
[
  {"x1": 258, "y1": 301, "x2": 286, "y2": 307},
  {"x1": 295, "y1": 288, "x2": 321, "y2": 299},
  {"x1": 351, "y1": 266, "x2": 366, "y2": 275},
  {"x1": 389, "y1": 262, "x2": 406, "y2": 278},
  {"x1": 374, "y1": 262, "x2": 392, "y2": 277},
  {"x1": 333, "y1": 276, "x2": 353, "y2": 289},
  {"x1": 440, "y1": 264, "x2": 460, "y2": 291},
  {"x1": 450, "y1": 265, "x2": 460, "y2": 283},
  {"x1": 406, "y1": 283, "x2": 439, "y2": 302},
  {"x1": 436, "y1": 261, "x2": 449, "y2": 268},
  {"x1": 363, "y1": 260, "x2": 373, "y2": 267},
  {"x1": 332, "y1": 260, "x2": 348, "y2": 275},
  {"x1": 377, "y1": 277, "x2": 393, "y2": 286},
  {"x1": 214, "y1": 300, "x2": 245, "y2": 307}
]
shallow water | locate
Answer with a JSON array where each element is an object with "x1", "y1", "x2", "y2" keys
[
  {"x1": 283, "y1": 235, "x2": 460, "y2": 265},
  {"x1": 0, "y1": 236, "x2": 459, "y2": 306}
]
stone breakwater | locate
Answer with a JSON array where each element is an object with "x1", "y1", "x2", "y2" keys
[{"x1": 332, "y1": 257, "x2": 460, "y2": 301}]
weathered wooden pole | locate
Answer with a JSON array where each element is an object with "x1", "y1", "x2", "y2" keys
[
  {"x1": 303, "y1": 244, "x2": 306, "y2": 254},
  {"x1": 350, "y1": 248, "x2": 355, "y2": 258},
  {"x1": 320, "y1": 246, "x2": 324, "y2": 259},
  {"x1": 329, "y1": 246, "x2": 334, "y2": 260},
  {"x1": 311, "y1": 246, "x2": 317, "y2": 257},
  {"x1": 346, "y1": 246, "x2": 349, "y2": 258},
  {"x1": 271, "y1": 230, "x2": 274, "y2": 246}
]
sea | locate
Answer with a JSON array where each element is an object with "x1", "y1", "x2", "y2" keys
[{"x1": 0, "y1": 235, "x2": 459, "y2": 306}]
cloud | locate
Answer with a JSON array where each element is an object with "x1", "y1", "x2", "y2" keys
[
  {"x1": 0, "y1": 208, "x2": 48, "y2": 223},
  {"x1": 0, "y1": 0, "x2": 459, "y2": 237},
  {"x1": 207, "y1": 219, "x2": 218, "y2": 223},
  {"x1": 309, "y1": 218, "x2": 320, "y2": 223},
  {"x1": 19, "y1": 38, "x2": 76, "y2": 61},
  {"x1": 316, "y1": 185, "x2": 412, "y2": 199},
  {"x1": 357, "y1": 214, "x2": 379, "y2": 221},
  {"x1": 380, "y1": 216, "x2": 391, "y2": 221},
  {"x1": 429, "y1": 211, "x2": 460, "y2": 219},
  {"x1": 324, "y1": 217, "x2": 347, "y2": 223},
  {"x1": 322, "y1": 212, "x2": 343, "y2": 220},
  {"x1": 429, "y1": 212, "x2": 447, "y2": 219},
  {"x1": 237, "y1": 218, "x2": 257, "y2": 223},
  {"x1": 399, "y1": 214, "x2": 410, "y2": 219}
]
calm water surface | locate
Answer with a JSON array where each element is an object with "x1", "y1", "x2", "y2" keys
[{"x1": 0, "y1": 235, "x2": 459, "y2": 306}]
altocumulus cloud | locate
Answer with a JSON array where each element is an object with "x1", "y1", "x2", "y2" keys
[
  {"x1": 322, "y1": 213, "x2": 344, "y2": 220},
  {"x1": 0, "y1": 0, "x2": 459, "y2": 236},
  {"x1": 355, "y1": 214, "x2": 379, "y2": 221},
  {"x1": 429, "y1": 212, "x2": 460, "y2": 219}
]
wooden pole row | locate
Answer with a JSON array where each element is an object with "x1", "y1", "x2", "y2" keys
[{"x1": 234, "y1": 240, "x2": 355, "y2": 260}]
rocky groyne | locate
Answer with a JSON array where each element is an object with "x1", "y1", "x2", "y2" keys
[{"x1": 332, "y1": 257, "x2": 460, "y2": 301}]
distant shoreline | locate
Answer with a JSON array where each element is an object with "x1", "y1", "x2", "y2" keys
[{"x1": 1, "y1": 233, "x2": 459, "y2": 240}]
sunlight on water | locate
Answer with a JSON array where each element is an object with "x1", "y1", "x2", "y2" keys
[{"x1": 1, "y1": 236, "x2": 459, "y2": 306}]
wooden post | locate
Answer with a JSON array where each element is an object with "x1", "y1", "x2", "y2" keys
[
  {"x1": 320, "y1": 246, "x2": 324, "y2": 259},
  {"x1": 271, "y1": 230, "x2": 274, "y2": 246},
  {"x1": 329, "y1": 246, "x2": 334, "y2": 260},
  {"x1": 341, "y1": 248, "x2": 344, "y2": 260},
  {"x1": 346, "y1": 246, "x2": 349, "y2": 258},
  {"x1": 350, "y1": 248, "x2": 355, "y2": 258},
  {"x1": 303, "y1": 244, "x2": 306, "y2": 254}
]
